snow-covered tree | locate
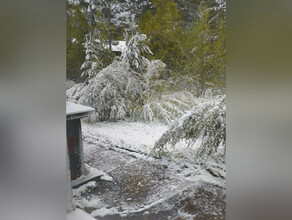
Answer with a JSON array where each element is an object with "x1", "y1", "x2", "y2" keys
[
  {"x1": 79, "y1": 0, "x2": 103, "y2": 79},
  {"x1": 153, "y1": 95, "x2": 226, "y2": 162},
  {"x1": 117, "y1": 0, "x2": 152, "y2": 20},
  {"x1": 121, "y1": 15, "x2": 152, "y2": 72},
  {"x1": 80, "y1": 33, "x2": 102, "y2": 79},
  {"x1": 68, "y1": 15, "x2": 153, "y2": 122}
]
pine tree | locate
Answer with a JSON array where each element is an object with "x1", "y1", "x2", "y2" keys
[{"x1": 80, "y1": 33, "x2": 102, "y2": 79}]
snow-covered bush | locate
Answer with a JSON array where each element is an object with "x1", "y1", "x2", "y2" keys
[
  {"x1": 129, "y1": 59, "x2": 197, "y2": 124},
  {"x1": 144, "y1": 60, "x2": 166, "y2": 90},
  {"x1": 131, "y1": 91, "x2": 196, "y2": 124},
  {"x1": 153, "y1": 95, "x2": 226, "y2": 162},
  {"x1": 67, "y1": 59, "x2": 196, "y2": 123},
  {"x1": 67, "y1": 15, "x2": 153, "y2": 122},
  {"x1": 66, "y1": 82, "x2": 87, "y2": 103},
  {"x1": 67, "y1": 60, "x2": 144, "y2": 122}
]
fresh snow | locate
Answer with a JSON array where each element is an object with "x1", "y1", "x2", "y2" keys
[
  {"x1": 83, "y1": 121, "x2": 168, "y2": 154},
  {"x1": 72, "y1": 181, "x2": 104, "y2": 210},
  {"x1": 82, "y1": 120, "x2": 226, "y2": 182},
  {"x1": 66, "y1": 208, "x2": 96, "y2": 220},
  {"x1": 91, "y1": 207, "x2": 120, "y2": 218},
  {"x1": 66, "y1": 102, "x2": 94, "y2": 116},
  {"x1": 107, "y1": 40, "x2": 126, "y2": 52},
  {"x1": 82, "y1": 121, "x2": 206, "y2": 161},
  {"x1": 71, "y1": 164, "x2": 113, "y2": 187},
  {"x1": 72, "y1": 120, "x2": 225, "y2": 218}
]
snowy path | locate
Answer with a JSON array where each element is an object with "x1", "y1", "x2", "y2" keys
[{"x1": 72, "y1": 122, "x2": 226, "y2": 219}]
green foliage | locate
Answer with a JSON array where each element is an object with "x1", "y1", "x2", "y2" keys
[
  {"x1": 188, "y1": 3, "x2": 226, "y2": 90},
  {"x1": 139, "y1": 0, "x2": 226, "y2": 91},
  {"x1": 139, "y1": 0, "x2": 185, "y2": 70},
  {"x1": 66, "y1": 1, "x2": 88, "y2": 81}
]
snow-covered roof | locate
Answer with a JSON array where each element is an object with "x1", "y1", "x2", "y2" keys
[
  {"x1": 93, "y1": 40, "x2": 126, "y2": 53},
  {"x1": 66, "y1": 102, "x2": 94, "y2": 116},
  {"x1": 111, "y1": 41, "x2": 126, "y2": 52}
]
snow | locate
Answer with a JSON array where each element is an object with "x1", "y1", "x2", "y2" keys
[
  {"x1": 82, "y1": 121, "x2": 207, "y2": 162},
  {"x1": 110, "y1": 41, "x2": 126, "y2": 52},
  {"x1": 100, "y1": 174, "x2": 113, "y2": 181},
  {"x1": 91, "y1": 207, "x2": 119, "y2": 218},
  {"x1": 82, "y1": 120, "x2": 226, "y2": 183},
  {"x1": 71, "y1": 164, "x2": 113, "y2": 187},
  {"x1": 73, "y1": 120, "x2": 225, "y2": 218},
  {"x1": 66, "y1": 208, "x2": 96, "y2": 220},
  {"x1": 83, "y1": 121, "x2": 168, "y2": 154},
  {"x1": 72, "y1": 181, "x2": 105, "y2": 210},
  {"x1": 73, "y1": 181, "x2": 97, "y2": 196},
  {"x1": 66, "y1": 102, "x2": 94, "y2": 116}
]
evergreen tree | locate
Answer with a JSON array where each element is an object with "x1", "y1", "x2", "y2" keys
[
  {"x1": 79, "y1": 0, "x2": 103, "y2": 80},
  {"x1": 80, "y1": 33, "x2": 102, "y2": 79}
]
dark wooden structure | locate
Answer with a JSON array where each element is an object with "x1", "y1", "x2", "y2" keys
[{"x1": 66, "y1": 102, "x2": 94, "y2": 180}]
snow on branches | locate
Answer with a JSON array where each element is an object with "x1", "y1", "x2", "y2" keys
[
  {"x1": 121, "y1": 15, "x2": 152, "y2": 72},
  {"x1": 67, "y1": 60, "x2": 144, "y2": 122},
  {"x1": 80, "y1": 33, "x2": 102, "y2": 79},
  {"x1": 153, "y1": 95, "x2": 226, "y2": 162}
]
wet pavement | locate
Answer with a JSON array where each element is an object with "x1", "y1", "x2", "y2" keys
[{"x1": 75, "y1": 142, "x2": 226, "y2": 219}]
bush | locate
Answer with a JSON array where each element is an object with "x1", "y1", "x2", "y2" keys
[
  {"x1": 67, "y1": 59, "x2": 199, "y2": 123},
  {"x1": 67, "y1": 60, "x2": 144, "y2": 122},
  {"x1": 131, "y1": 91, "x2": 196, "y2": 124},
  {"x1": 130, "y1": 60, "x2": 196, "y2": 124}
]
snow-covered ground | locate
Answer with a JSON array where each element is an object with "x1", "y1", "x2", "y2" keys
[
  {"x1": 82, "y1": 120, "x2": 225, "y2": 182},
  {"x1": 72, "y1": 120, "x2": 226, "y2": 219},
  {"x1": 82, "y1": 121, "x2": 168, "y2": 154},
  {"x1": 82, "y1": 121, "x2": 203, "y2": 157},
  {"x1": 82, "y1": 121, "x2": 217, "y2": 164}
]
